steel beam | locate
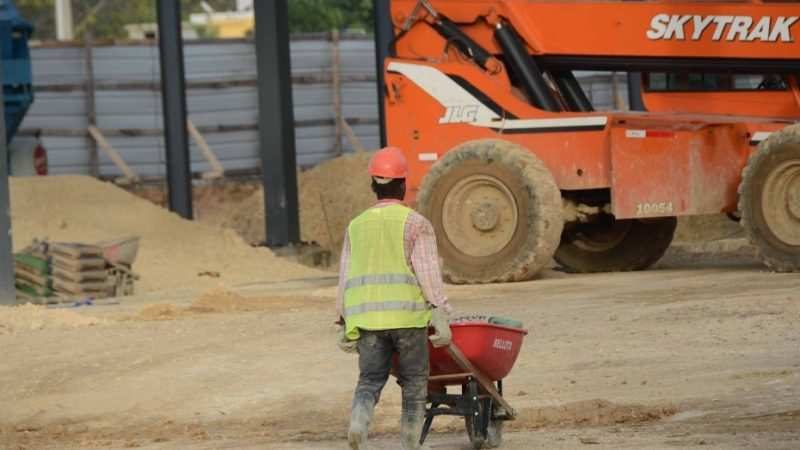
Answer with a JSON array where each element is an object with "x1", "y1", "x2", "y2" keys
[
  {"x1": 253, "y1": 0, "x2": 299, "y2": 247},
  {"x1": 156, "y1": 0, "x2": 193, "y2": 219},
  {"x1": 0, "y1": 68, "x2": 14, "y2": 304},
  {"x1": 373, "y1": 0, "x2": 393, "y2": 147}
]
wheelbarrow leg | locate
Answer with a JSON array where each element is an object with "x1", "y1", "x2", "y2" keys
[{"x1": 419, "y1": 409, "x2": 435, "y2": 445}]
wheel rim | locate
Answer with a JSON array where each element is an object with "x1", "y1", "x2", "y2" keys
[
  {"x1": 761, "y1": 159, "x2": 800, "y2": 246},
  {"x1": 565, "y1": 216, "x2": 631, "y2": 252},
  {"x1": 442, "y1": 174, "x2": 519, "y2": 257}
]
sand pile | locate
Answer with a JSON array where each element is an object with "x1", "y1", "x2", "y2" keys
[
  {"x1": 132, "y1": 181, "x2": 261, "y2": 233},
  {"x1": 0, "y1": 304, "x2": 103, "y2": 335},
  {"x1": 10, "y1": 176, "x2": 322, "y2": 293},
  {"x1": 225, "y1": 152, "x2": 375, "y2": 250}
]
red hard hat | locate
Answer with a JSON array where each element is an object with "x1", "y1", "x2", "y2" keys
[{"x1": 368, "y1": 146, "x2": 408, "y2": 179}]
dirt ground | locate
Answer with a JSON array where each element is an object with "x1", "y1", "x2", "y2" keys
[{"x1": 2, "y1": 243, "x2": 798, "y2": 450}]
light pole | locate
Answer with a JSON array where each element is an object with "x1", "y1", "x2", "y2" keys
[
  {"x1": 0, "y1": 63, "x2": 14, "y2": 305},
  {"x1": 55, "y1": 0, "x2": 74, "y2": 41}
]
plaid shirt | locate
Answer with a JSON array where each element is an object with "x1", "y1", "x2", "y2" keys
[{"x1": 336, "y1": 199, "x2": 452, "y2": 319}]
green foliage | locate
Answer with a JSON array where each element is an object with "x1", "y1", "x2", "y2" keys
[
  {"x1": 82, "y1": 1, "x2": 156, "y2": 39},
  {"x1": 288, "y1": 0, "x2": 373, "y2": 33},
  {"x1": 15, "y1": 0, "x2": 235, "y2": 40},
  {"x1": 15, "y1": 0, "x2": 55, "y2": 39},
  {"x1": 14, "y1": 0, "x2": 373, "y2": 40}
]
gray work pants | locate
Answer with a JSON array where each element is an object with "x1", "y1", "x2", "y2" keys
[{"x1": 350, "y1": 328, "x2": 429, "y2": 450}]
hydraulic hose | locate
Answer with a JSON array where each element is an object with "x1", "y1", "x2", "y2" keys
[
  {"x1": 553, "y1": 70, "x2": 594, "y2": 112},
  {"x1": 431, "y1": 17, "x2": 493, "y2": 71},
  {"x1": 494, "y1": 22, "x2": 561, "y2": 112}
]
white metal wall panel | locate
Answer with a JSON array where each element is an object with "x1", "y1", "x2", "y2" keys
[
  {"x1": 30, "y1": 47, "x2": 86, "y2": 85},
  {"x1": 20, "y1": 38, "x2": 624, "y2": 178}
]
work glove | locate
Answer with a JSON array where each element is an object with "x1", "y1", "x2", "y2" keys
[
  {"x1": 428, "y1": 308, "x2": 452, "y2": 348},
  {"x1": 337, "y1": 325, "x2": 359, "y2": 354}
]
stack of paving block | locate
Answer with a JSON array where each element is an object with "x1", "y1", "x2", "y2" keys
[
  {"x1": 14, "y1": 247, "x2": 53, "y2": 301},
  {"x1": 48, "y1": 242, "x2": 112, "y2": 299}
]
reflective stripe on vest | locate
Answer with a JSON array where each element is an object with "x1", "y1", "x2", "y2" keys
[
  {"x1": 345, "y1": 273, "x2": 419, "y2": 290},
  {"x1": 344, "y1": 299, "x2": 429, "y2": 318}
]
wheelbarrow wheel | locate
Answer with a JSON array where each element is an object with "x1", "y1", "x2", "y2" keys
[
  {"x1": 486, "y1": 414, "x2": 503, "y2": 448},
  {"x1": 465, "y1": 399, "x2": 503, "y2": 449},
  {"x1": 464, "y1": 406, "x2": 487, "y2": 449},
  {"x1": 463, "y1": 381, "x2": 486, "y2": 449}
]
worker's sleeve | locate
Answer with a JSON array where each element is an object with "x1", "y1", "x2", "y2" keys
[
  {"x1": 408, "y1": 213, "x2": 453, "y2": 314},
  {"x1": 335, "y1": 231, "x2": 351, "y2": 321}
]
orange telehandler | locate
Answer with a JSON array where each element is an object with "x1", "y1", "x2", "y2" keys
[{"x1": 380, "y1": 0, "x2": 800, "y2": 283}]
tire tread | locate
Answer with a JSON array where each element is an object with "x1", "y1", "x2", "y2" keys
[
  {"x1": 417, "y1": 139, "x2": 563, "y2": 283},
  {"x1": 738, "y1": 124, "x2": 800, "y2": 272}
]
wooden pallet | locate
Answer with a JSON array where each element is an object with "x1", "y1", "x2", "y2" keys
[
  {"x1": 52, "y1": 266, "x2": 107, "y2": 283},
  {"x1": 14, "y1": 265, "x2": 51, "y2": 287},
  {"x1": 52, "y1": 277, "x2": 112, "y2": 296},
  {"x1": 51, "y1": 255, "x2": 106, "y2": 272},
  {"x1": 15, "y1": 289, "x2": 38, "y2": 302},
  {"x1": 50, "y1": 242, "x2": 103, "y2": 259},
  {"x1": 14, "y1": 253, "x2": 50, "y2": 275},
  {"x1": 14, "y1": 279, "x2": 52, "y2": 297}
]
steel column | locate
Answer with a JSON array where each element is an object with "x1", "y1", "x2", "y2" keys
[
  {"x1": 373, "y1": 0, "x2": 393, "y2": 147},
  {"x1": 253, "y1": 0, "x2": 299, "y2": 247},
  {"x1": 627, "y1": 72, "x2": 646, "y2": 111},
  {"x1": 0, "y1": 67, "x2": 14, "y2": 304},
  {"x1": 156, "y1": 0, "x2": 193, "y2": 219}
]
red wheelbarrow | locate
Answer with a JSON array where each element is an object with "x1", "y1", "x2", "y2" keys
[{"x1": 421, "y1": 317, "x2": 528, "y2": 449}]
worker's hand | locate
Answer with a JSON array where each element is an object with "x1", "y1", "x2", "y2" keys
[
  {"x1": 337, "y1": 326, "x2": 359, "y2": 354},
  {"x1": 428, "y1": 308, "x2": 452, "y2": 348}
]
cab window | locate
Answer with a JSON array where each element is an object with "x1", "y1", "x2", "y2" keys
[{"x1": 645, "y1": 73, "x2": 787, "y2": 92}]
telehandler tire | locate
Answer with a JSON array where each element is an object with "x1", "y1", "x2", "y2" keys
[
  {"x1": 554, "y1": 215, "x2": 676, "y2": 273},
  {"x1": 416, "y1": 139, "x2": 563, "y2": 284},
  {"x1": 738, "y1": 124, "x2": 800, "y2": 272}
]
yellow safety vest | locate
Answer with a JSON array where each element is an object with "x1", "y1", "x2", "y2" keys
[{"x1": 343, "y1": 204, "x2": 431, "y2": 340}]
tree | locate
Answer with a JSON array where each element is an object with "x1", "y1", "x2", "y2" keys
[
  {"x1": 15, "y1": 0, "x2": 374, "y2": 40},
  {"x1": 288, "y1": 0, "x2": 373, "y2": 33},
  {"x1": 16, "y1": 0, "x2": 236, "y2": 40},
  {"x1": 15, "y1": 0, "x2": 55, "y2": 39}
]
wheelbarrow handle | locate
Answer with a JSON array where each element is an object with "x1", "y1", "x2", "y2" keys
[{"x1": 445, "y1": 343, "x2": 517, "y2": 419}]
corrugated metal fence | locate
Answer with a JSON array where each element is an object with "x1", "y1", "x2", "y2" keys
[{"x1": 20, "y1": 36, "x2": 624, "y2": 178}]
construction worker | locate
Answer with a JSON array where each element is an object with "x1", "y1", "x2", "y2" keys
[{"x1": 336, "y1": 146, "x2": 454, "y2": 450}]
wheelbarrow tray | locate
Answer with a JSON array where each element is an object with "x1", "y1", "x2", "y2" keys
[
  {"x1": 419, "y1": 322, "x2": 528, "y2": 448},
  {"x1": 430, "y1": 322, "x2": 527, "y2": 382},
  {"x1": 96, "y1": 236, "x2": 140, "y2": 266}
]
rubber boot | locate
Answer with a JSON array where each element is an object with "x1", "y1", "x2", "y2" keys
[
  {"x1": 400, "y1": 405, "x2": 425, "y2": 450},
  {"x1": 348, "y1": 397, "x2": 375, "y2": 450}
]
